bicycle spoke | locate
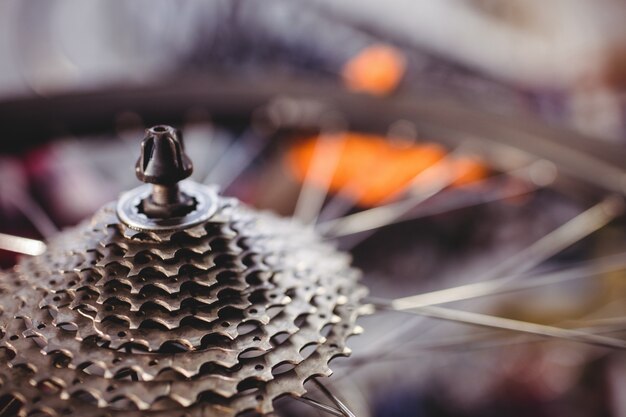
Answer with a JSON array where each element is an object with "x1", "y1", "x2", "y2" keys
[
  {"x1": 344, "y1": 310, "x2": 626, "y2": 375},
  {"x1": 294, "y1": 396, "x2": 344, "y2": 417},
  {"x1": 338, "y1": 329, "x2": 582, "y2": 373},
  {"x1": 479, "y1": 196, "x2": 622, "y2": 280},
  {"x1": 316, "y1": 159, "x2": 388, "y2": 224},
  {"x1": 200, "y1": 128, "x2": 233, "y2": 185},
  {"x1": 0, "y1": 232, "x2": 46, "y2": 256},
  {"x1": 317, "y1": 152, "x2": 460, "y2": 239},
  {"x1": 342, "y1": 281, "x2": 626, "y2": 375},
  {"x1": 179, "y1": 122, "x2": 215, "y2": 182},
  {"x1": 328, "y1": 173, "x2": 537, "y2": 232},
  {"x1": 204, "y1": 129, "x2": 269, "y2": 190},
  {"x1": 353, "y1": 316, "x2": 427, "y2": 359},
  {"x1": 327, "y1": 172, "x2": 459, "y2": 250},
  {"x1": 293, "y1": 132, "x2": 346, "y2": 225},
  {"x1": 344, "y1": 312, "x2": 595, "y2": 372},
  {"x1": 336, "y1": 330, "x2": 510, "y2": 373},
  {"x1": 10, "y1": 196, "x2": 58, "y2": 238},
  {"x1": 382, "y1": 250, "x2": 626, "y2": 310},
  {"x1": 329, "y1": 177, "x2": 624, "y2": 377},
  {"x1": 310, "y1": 378, "x2": 357, "y2": 417},
  {"x1": 373, "y1": 303, "x2": 626, "y2": 349},
  {"x1": 315, "y1": 144, "x2": 463, "y2": 222},
  {"x1": 360, "y1": 310, "x2": 626, "y2": 362},
  {"x1": 0, "y1": 397, "x2": 20, "y2": 416},
  {"x1": 382, "y1": 196, "x2": 622, "y2": 312},
  {"x1": 317, "y1": 157, "x2": 550, "y2": 244},
  {"x1": 0, "y1": 160, "x2": 58, "y2": 238},
  {"x1": 221, "y1": 130, "x2": 271, "y2": 191},
  {"x1": 202, "y1": 138, "x2": 240, "y2": 185}
]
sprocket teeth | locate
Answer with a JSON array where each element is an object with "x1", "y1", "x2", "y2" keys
[{"x1": 0, "y1": 189, "x2": 365, "y2": 416}]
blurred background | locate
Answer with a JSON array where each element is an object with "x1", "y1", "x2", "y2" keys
[{"x1": 3, "y1": 1, "x2": 626, "y2": 416}]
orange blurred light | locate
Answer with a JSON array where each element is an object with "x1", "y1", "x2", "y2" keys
[
  {"x1": 452, "y1": 156, "x2": 489, "y2": 186},
  {"x1": 342, "y1": 44, "x2": 407, "y2": 95},
  {"x1": 286, "y1": 132, "x2": 488, "y2": 207}
]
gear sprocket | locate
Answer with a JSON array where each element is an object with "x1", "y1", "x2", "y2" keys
[{"x1": 0, "y1": 125, "x2": 365, "y2": 417}]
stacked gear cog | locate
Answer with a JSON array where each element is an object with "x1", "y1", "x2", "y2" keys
[{"x1": 0, "y1": 125, "x2": 365, "y2": 416}]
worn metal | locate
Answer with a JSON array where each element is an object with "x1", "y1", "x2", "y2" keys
[{"x1": 0, "y1": 126, "x2": 365, "y2": 417}]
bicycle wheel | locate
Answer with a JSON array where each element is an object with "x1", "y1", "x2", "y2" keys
[{"x1": 1, "y1": 76, "x2": 625, "y2": 417}]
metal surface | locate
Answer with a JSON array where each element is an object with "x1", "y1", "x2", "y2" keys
[
  {"x1": 0, "y1": 127, "x2": 365, "y2": 416},
  {"x1": 116, "y1": 181, "x2": 220, "y2": 232}
]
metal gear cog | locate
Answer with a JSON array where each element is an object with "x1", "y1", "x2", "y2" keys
[{"x1": 0, "y1": 126, "x2": 365, "y2": 417}]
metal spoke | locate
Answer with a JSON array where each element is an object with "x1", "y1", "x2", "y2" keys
[
  {"x1": 373, "y1": 302, "x2": 626, "y2": 349},
  {"x1": 316, "y1": 183, "x2": 441, "y2": 238},
  {"x1": 0, "y1": 159, "x2": 58, "y2": 238},
  {"x1": 341, "y1": 309, "x2": 626, "y2": 373},
  {"x1": 317, "y1": 174, "x2": 532, "y2": 237},
  {"x1": 203, "y1": 129, "x2": 270, "y2": 190},
  {"x1": 398, "y1": 312, "x2": 626, "y2": 354},
  {"x1": 317, "y1": 163, "x2": 597, "y2": 243},
  {"x1": 332, "y1": 194, "x2": 624, "y2": 376},
  {"x1": 342, "y1": 317, "x2": 571, "y2": 373},
  {"x1": 385, "y1": 196, "x2": 623, "y2": 312},
  {"x1": 316, "y1": 145, "x2": 466, "y2": 224},
  {"x1": 200, "y1": 128, "x2": 234, "y2": 185},
  {"x1": 341, "y1": 256, "x2": 626, "y2": 374},
  {"x1": 7, "y1": 196, "x2": 58, "y2": 238},
  {"x1": 323, "y1": 173, "x2": 536, "y2": 231},
  {"x1": 337, "y1": 330, "x2": 509, "y2": 372},
  {"x1": 383, "y1": 250, "x2": 626, "y2": 310},
  {"x1": 0, "y1": 232, "x2": 46, "y2": 256},
  {"x1": 0, "y1": 397, "x2": 20, "y2": 416},
  {"x1": 353, "y1": 315, "x2": 427, "y2": 359},
  {"x1": 479, "y1": 196, "x2": 622, "y2": 281},
  {"x1": 317, "y1": 151, "x2": 461, "y2": 239},
  {"x1": 294, "y1": 396, "x2": 344, "y2": 417},
  {"x1": 179, "y1": 122, "x2": 216, "y2": 182},
  {"x1": 310, "y1": 378, "x2": 357, "y2": 417},
  {"x1": 310, "y1": 138, "x2": 467, "y2": 231},
  {"x1": 293, "y1": 132, "x2": 346, "y2": 225},
  {"x1": 316, "y1": 159, "x2": 387, "y2": 224},
  {"x1": 202, "y1": 137, "x2": 241, "y2": 185},
  {"x1": 332, "y1": 320, "x2": 626, "y2": 390}
]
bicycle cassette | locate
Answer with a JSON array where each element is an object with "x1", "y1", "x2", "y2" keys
[{"x1": 0, "y1": 125, "x2": 365, "y2": 416}]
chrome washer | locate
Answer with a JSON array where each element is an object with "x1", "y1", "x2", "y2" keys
[{"x1": 116, "y1": 180, "x2": 219, "y2": 231}]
